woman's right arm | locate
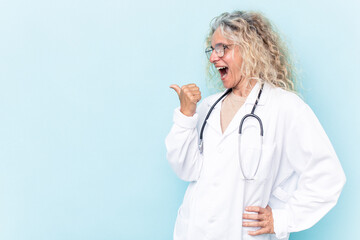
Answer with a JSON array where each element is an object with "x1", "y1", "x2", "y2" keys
[
  {"x1": 165, "y1": 108, "x2": 203, "y2": 181},
  {"x1": 165, "y1": 84, "x2": 203, "y2": 182}
]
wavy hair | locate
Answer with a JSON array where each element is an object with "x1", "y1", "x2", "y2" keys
[{"x1": 206, "y1": 11, "x2": 297, "y2": 92}]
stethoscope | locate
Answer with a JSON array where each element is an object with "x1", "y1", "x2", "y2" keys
[{"x1": 198, "y1": 84, "x2": 264, "y2": 180}]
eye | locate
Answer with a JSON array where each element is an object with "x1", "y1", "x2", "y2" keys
[{"x1": 205, "y1": 46, "x2": 214, "y2": 54}]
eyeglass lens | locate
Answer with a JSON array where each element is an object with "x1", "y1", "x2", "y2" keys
[{"x1": 205, "y1": 43, "x2": 225, "y2": 59}]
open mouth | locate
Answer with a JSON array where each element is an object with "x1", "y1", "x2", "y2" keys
[{"x1": 217, "y1": 66, "x2": 228, "y2": 79}]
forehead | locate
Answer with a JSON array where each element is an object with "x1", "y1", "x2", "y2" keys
[{"x1": 211, "y1": 28, "x2": 232, "y2": 46}]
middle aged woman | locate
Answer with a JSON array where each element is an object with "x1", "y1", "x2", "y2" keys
[{"x1": 166, "y1": 11, "x2": 346, "y2": 240}]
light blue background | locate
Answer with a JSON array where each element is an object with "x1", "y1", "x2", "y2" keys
[{"x1": 0, "y1": 0, "x2": 358, "y2": 239}]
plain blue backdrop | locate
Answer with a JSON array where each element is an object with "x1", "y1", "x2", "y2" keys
[{"x1": 0, "y1": 0, "x2": 358, "y2": 239}]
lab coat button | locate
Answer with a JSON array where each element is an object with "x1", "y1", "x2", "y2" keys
[
  {"x1": 217, "y1": 146, "x2": 224, "y2": 152},
  {"x1": 208, "y1": 217, "x2": 216, "y2": 223}
]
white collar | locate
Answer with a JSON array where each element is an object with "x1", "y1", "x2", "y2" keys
[{"x1": 207, "y1": 81, "x2": 272, "y2": 108}]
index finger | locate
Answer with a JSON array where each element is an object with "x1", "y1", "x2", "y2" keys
[
  {"x1": 242, "y1": 213, "x2": 262, "y2": 220},
  {"x1": 246, "y1": 206, "x2": 265, "y2": 213}
]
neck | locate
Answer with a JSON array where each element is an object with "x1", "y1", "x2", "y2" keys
[{"x1": 232, "y1": 78, "x2": 257, "y2": 97}]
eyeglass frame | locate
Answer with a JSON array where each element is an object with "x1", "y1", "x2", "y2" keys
[{"x1": 205, "y1": 43, "x2": 235, "y2": 60}]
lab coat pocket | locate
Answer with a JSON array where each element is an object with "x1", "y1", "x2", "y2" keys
[
  {"x1": 256, "y1": 143, "x2": 277, "y2": 181},
  {"x1": 239, "y1": 143, "x2": 276, "y2": 182},
  {"x1": 241, "y1": 143, "x2": 276, "y2": 209},
  {"x1": 271, "y1": 172, "x2": 298, "y2": 205}
]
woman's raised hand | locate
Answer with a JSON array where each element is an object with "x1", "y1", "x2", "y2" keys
[{"x1": 170, "y1": 84, "x2": 202, "y2": 117}]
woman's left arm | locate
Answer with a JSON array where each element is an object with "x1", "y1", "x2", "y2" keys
[{"x1": 243, "y1": 103, "x2": 346, "y2": 238}]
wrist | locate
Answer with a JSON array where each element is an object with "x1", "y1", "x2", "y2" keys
[{"x1": 180, "y1": 108, "x2": 195, "y2": 116}]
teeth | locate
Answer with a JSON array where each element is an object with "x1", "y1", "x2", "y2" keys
[{"x1": 216, "y1": 66, "x2": 226, "y2": 70}]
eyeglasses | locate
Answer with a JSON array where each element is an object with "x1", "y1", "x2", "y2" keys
[{"x1": 205, "y1": 43, "x2": 234, "y2": 60}]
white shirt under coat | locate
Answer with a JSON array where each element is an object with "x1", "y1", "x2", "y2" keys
[{"x1": 165, "y1": 82, "x2": 346, "y2": 240}]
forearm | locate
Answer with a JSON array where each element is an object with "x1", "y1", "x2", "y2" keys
[{"x1": 165, "y1": 108, "x2": 203, "y2": 182}]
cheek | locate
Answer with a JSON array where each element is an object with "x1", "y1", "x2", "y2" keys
[
  {"x1": 233, "y1": 60, "x2": 243, "y2": 76},
  {"x1": 230, "y1": 65, "x2": 242, "y2": 78}
]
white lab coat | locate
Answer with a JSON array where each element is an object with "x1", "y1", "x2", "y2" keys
[{"x1": 165, "y1": 82, "x2": 346, "y2": 240}]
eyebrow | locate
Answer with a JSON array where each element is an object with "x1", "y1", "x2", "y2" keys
[{"x1": 211, "y1": 42, "x2": 227, "y2": 48}]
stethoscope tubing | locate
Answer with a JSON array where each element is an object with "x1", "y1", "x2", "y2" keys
[
  {"x1": 198, "y1": 88, "x2": 232, "y2": 153},
  {"x1": 238, "y1": 113, "x2": 264, "y2": 136},
  {"x1": 199, "y1": 84, "x2": 264, "y2": 153}
]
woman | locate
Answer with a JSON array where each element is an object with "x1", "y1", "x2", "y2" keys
[{"x1": 166, "y1": 11, "x2": 345, "y2": 240}]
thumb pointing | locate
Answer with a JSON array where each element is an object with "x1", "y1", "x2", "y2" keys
[{"x1": 170, "y1": 84, "x2": 181, "y2": 96}]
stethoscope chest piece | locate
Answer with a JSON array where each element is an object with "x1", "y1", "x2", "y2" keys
[{"x1": 199, "y1": 139, "x2": 204, "y2": 153}]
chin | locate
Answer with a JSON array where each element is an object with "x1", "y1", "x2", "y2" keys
[{"x1": 221, "y1": 81, "x2": 233, "y2": 89}]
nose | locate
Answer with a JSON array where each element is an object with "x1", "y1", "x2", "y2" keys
[{"x1": 209, "y1": 50, "x2": 219, "y2": 63}]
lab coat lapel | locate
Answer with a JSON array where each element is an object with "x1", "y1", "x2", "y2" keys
[
  {"x1": 205, "y1": 96, "x2": 223, "y2": 135},
  {"x1": 222, "y1": 82, "x2": 270, "y2": 138},
  {"x1": 204, "y1": 83, "x2": 271, "y2": 137}
]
